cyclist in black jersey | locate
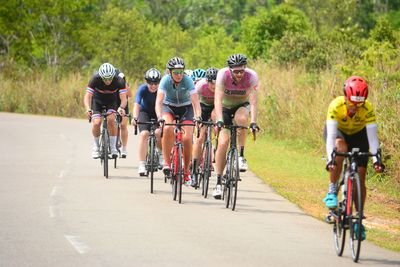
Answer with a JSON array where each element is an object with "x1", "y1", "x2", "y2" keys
[{"x1": 83, "y1": 63, "x2": 127, "y2": 159}]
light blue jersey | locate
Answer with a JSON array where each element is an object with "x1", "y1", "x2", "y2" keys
[{"x1": 159, "y1": 74, "x2": 196, "y2": 107}]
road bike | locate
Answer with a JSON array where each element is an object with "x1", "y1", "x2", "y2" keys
[
  {"x1": 135, "y1": 119, "x2": 160, "y2": 194},
  {"x1": 222, "y1": 125, "x2": 256, "y2": 211},
  {"x1": 326, "y1": 148, "x2": 383, "y2": 262},
  {"x1": 161, "y1": 117, "x2": 197, "y2": 204},
  {"x1": 192, "y1": 120, "x2": 215, "y2": 198}
]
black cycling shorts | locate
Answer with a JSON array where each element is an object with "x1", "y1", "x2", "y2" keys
[
  {"x1": 323, "y1": 126, "x2": 369, "y2": 167},
  {"x1": 201, "y1": 103, "x2": 214, "y2": 122},
  {"x1": 162, "y1": 104, "x2": 194, "y2": 122},
  {"x1": 222, "y1": 102, "x2": 250, "y2": 126},
  {"x1": 138, "y1": 110, "x2": 157, "y2": 132},
  {"x1": 91, "y1": 95, "x2": 119, "y2": 114}
]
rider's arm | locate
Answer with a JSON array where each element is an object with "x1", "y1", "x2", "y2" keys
[
  {"x1": 249, "y1": 85, "x2": 258, "y2": 123},
  {"x1": 366, "y1": 123, "x2": 380, "y2": 163},
  {"x1": 119, "y1": 91, "x2": 127, "y2": 109},
  {"x1": 326, "y1": 120, "x2": 338, "y2": 162},
  {"x1": 214, "y1": 85, "x2": 224, "y2": 122},
  {"x1": 155, "y1": 91, "x2": 164, "y2": 119},
  {"x1": 84, "y1": 91, "x2": 93, "y2": 110},
  {"x1": 190, "y1": 92, "x2": 201, "y2": 118}
]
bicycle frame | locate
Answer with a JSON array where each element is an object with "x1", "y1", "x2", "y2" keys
[
  {"x1": 161, "y1": 118, "x2": 196, "y2": 204},
  {"x1": 134, "y1": 119, "x2": 159, "y2": 193}
]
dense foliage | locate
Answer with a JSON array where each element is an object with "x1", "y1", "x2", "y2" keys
[{"x1": 1, "y1": 0, "x2": 399, "y2": 184}]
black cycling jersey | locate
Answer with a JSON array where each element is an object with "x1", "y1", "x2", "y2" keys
[{"x1": 86, "y1": 73, "x2": 127, "y2": 113}]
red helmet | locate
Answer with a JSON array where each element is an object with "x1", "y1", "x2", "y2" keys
[{"x1": 343, "y1": 76, "x2": 368, "y2": 104}]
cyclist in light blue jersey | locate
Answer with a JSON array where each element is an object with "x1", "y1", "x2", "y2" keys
[{"x1": 155, "y1": 57, "x2": 201, "y2": 184}]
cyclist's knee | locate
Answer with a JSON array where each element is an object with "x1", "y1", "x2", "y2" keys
[{"x1": 335, "y1": 139, "x2": 347, "y2": 152}]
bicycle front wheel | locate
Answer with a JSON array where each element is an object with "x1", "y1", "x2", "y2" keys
[
  {"x1": 177, "y1": 145, "x2": 184, "y2": 204},
  {"x1": 170, "y1": 148, "x2": 178, "y2": 201},
  {"x1": 101, "y1": 130, "x2": 109, "y2": 178},
  {"x1": 229, "y1": 150, "x2": 239, "y2": 211},
  {"x1": 149, "y1": 138, "x2": 156, "y2": 194},
  {"x1": 202, "y1": 142, "x2": 212, "y2": 198},
  {"x1": 349, "y1": 173, "x2": 363, "y2": 262}
]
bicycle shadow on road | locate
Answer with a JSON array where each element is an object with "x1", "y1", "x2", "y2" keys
[{"x1": 360, "y1": 257, "x2": 400, "y2": 266}]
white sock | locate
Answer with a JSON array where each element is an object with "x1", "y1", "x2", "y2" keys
[
  {"x1": 94, "y1": 137, "x2": 100, "y2": 148},
  {"x1": 110, "y1": 136, "x2": 117, "y2": 149}
]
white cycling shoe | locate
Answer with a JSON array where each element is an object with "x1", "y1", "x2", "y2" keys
[
  {"x1": 92, "y1": 146, "x2": 100, "y2": 159},
  {"x1": 121, "y1": 148, "x2": 127, "y2": 158},
  {"x1": 138, "y1": 162, "x2": 147, "y2": 176},
  {"x1": 212, "y1": 184, "x2": 222, "y2": 199},
  {"x1": 239, "y1": 156, "x2": 248, "y2": 172}
]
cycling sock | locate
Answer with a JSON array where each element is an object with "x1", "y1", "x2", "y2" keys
[
  {"x1": 240, "y1": 146, "x2": 244, "y2": 157},
  {"x1": 192, "y1": 159, "x2": 198, "y2": 174},
  {"x1": 328, "y1": 182, "x2": 337, "y2": 194},
  {"x1": 110, "y1": 136, "x2": 117, "y2": 149},
  {"x1": 94, "y1": 137, "x2": 100, "y2": 148},
  {"x1": 217, "y1": 174, "x2": 222, "y2": 185}
]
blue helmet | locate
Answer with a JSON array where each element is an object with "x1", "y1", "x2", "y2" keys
[{"x1": 191, "y1": 68, "x2": 206, "y2": 82}]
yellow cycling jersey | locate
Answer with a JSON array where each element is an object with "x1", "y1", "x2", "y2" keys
[{"x1": 326, "y1": 96, "x2": 376, "y2": 135}]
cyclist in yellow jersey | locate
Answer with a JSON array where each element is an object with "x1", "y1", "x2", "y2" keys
[{"x1": 323, "y1": 76, "x2": 384, "y2": 240}]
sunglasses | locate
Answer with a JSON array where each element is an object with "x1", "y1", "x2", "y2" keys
[
  {"x1": 207, "y1": 79, "x2": 216, "y2": 83},
  {"x1": 102, "y1": 77, "x2": 113, "y2": 82},
  {"x1": 171, "y1": 70, "x2": 184, "y2": 75},
  {"x1": 231, "y1": 69, "x2": 245, "y2": 75},
  {"x1": 148, "y1": 82, "x2": 159, "y2": 85},
  {"x1": 347, "y1": 102, "x2": 364, "y2": 108}
]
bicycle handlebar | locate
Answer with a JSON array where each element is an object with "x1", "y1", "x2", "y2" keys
[{"x1": 330, "y1": 148, "x2": 382, "y2": 166}]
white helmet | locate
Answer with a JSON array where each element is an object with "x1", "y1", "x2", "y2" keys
[{"x1": 99, "y1": 63, "x2": 116, "y2": 80}]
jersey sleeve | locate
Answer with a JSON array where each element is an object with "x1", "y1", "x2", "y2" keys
[
  {"x1": 326, "y1": 99, "x2": 339, "y2": 121},
  {"x1": 134, "y1": 85, "x2": 144, "y2": 104},
  {"x1": 249, "y1": 69, "x2": 259, "y2": 90},
  {"x1": 364, "y1": 101, "x2": 376, "y2": 124},
  {"x1": 86, "y1": 78, "x2": 96, "y2": 94}
]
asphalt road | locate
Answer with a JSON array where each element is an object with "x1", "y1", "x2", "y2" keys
[{"x1": 0, "y1": 112, "x2": 398, "y2": 267}]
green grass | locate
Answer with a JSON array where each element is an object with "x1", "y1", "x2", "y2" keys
[{"x1": 246, "y1": 134, "x2": 400, "y2": 252}]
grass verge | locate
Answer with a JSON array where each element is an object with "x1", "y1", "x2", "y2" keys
[{"x1": 246, "y1": 134, "x2": 400, "y2": 252}]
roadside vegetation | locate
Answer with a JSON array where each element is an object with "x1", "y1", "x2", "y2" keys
[{"x1": 1, "y1": 0, "x2": 399, "y2": 251}]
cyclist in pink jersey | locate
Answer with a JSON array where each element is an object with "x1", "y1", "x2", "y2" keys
[
  {"x1": 190, "y1": 68, "x2": 218, "y2": 187},
  {"x1": 213, "y1": 54, "x2": 259, "y2": 199}
]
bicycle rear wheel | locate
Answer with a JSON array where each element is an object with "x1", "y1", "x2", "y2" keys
[
  {"x1": 349, "y1": 173, "x2": 363, "y2": 262},
  {"x1": 333, "y1": 199, "x2": 346, "y2": 256}
]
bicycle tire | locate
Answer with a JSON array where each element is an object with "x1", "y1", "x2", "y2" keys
[
  {"x1": 230, "y1": 150, "x2": 239, "y2": 211},
  {"x1": 349, "y1": 173, "x2": 363, "y2": 262},
  {"x1": 177, "y1": 144, "x2": 183, "y2": 204},
  {"x1": 203, "y1": 141, "x2": 212, "y2": 198},
  {"x1": 114, "y1": 124, "x2": 121, "y2": 169},
  {"x1": 149, "y1": 137, "x2": 156, "y2": 194},
  {"x1": 171, "y1": 148, "x2": 178, "y2": 201},
  {"x1": 224, "y1": 152, "x2": 232, "y2": 208},
  {"x1": 333, "y1": 184, "x2": 346, "y2": 256},
  {"x1": 102, "y1": 130, "x2": 109, "y2": 178}
]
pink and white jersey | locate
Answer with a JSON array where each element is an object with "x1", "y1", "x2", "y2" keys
[
  {"x1": 195, "y1": 78, "x2": 215, "y2": 106},
  {"x1": 216, "y1": 67, "x2": 258, "y2": 108}
]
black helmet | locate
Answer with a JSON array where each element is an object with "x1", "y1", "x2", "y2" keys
[
  {"x1": 205, "y1": 68, "x2": 219, "y2": 82},
  {"x1": 166, "y1": 57, "x2": 185, "y2": 69},
  {"x1": 227, "y1": 54, "x2": 247, "y2": 68},
  {"x1": 145, "y1": 68, "x2": 161, "y2": 83}
]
